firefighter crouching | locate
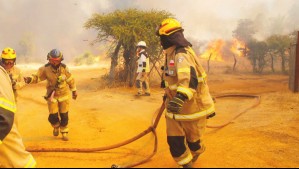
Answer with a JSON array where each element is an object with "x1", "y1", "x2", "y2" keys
[
  {"x1": 0, "y1": 49, "x2": 36, "y2": 168},
  {"x1": 157, "y1": 18, "x2": 215, "y2": 168},
  {"x1": 0, "y1": 47, "x2": 26, "y2": 101},
  {"x1": 24, "y1": 49, "x2": 77, "y2": 141}
]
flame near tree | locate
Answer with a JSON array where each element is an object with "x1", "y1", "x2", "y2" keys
[
  {"x1": 200, "y1": 39, "x2": 225, "y2": 72},
  {"x1": 200, "y1": 38, "x2": 248, "y2": 72},
  {"x1": 230, "y1": 38, "x2": 247, "y2": 71}
]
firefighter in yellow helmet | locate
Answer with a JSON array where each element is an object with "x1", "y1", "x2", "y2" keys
[
  {"x1": 135, "y1": 41, "x2": 151, "y2": 96},
  {"x1": 0, "y1": 47, "x2": 26, "y2": 101},
  {"x1": 157, "y1": 18, "x2": 215, "y2": 168},
  {"x1": 0, "y1": 54, "x2": 36, "y2": 168},
  {"x1": 24, "y1": 49, "x2": 77, "y2": 141}
]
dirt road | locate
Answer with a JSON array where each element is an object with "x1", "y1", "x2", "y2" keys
[{"x1": 16, "y1": 66, "x2": 299, "y2": 168}]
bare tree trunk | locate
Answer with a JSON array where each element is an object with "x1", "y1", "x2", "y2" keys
[
  {"x1": 123, "y1": 48, "x2": 136, "y2": 87},
  {"x1": 281, "y1": 52, "x2": 286, "y2": 74},
  {"x1": 109, "y1": 41, "x2": 122, "y2": 81},
  {"x1": 233, "y1": 54, "x2": 237, "y2": 71},
  {"x1": 270, "y1": 53, "x2": 275, "y2": 73}
]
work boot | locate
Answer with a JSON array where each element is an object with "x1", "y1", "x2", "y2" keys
[
  {"x1": 135, "y1": 92, "x2": 143, "y2": 96},
  {"x1": 53, "y1": 127, "x2": 59, "y2": 137},
  {"x1": 61, "y1": 132, "x2": 69, "y2": 141},
  {"x1": 143, "y1": 92, "x2": 151, "y2": 96},
  {"x1": 180, "y1": 161, "x2": 193, "y2": 168}
]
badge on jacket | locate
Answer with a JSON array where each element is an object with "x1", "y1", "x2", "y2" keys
[{"x1": 169, "y1": 60, "x2": 175, "y2": 67}]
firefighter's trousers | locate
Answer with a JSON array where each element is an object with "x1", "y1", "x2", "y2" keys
[
  {"x1": 136, "y1": 72, "x2": 150, "y2": 94},
  {"x1": 166, "y1": 116, "x2": 207, "y2": 166},
  {"x1": 47, "y1": 98, "x2": 69, "y2": 133}
]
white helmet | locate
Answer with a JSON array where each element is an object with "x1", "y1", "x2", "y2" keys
[{"x1": 137, "y1": 41, "x2": 147, "y2": 48}]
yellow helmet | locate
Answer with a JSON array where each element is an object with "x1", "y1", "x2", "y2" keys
[
  {"x1": 156, "y1": 18, "x2": 183, "y2": 36},
  {"x1": 1, "y1": 47, "x2": 16, "y2": 60}
]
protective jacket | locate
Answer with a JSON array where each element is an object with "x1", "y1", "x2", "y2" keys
[
  {"x1": 29, "y1": 63, "x2": 76, "y2": 102},
  {"x1": 136, "y1": 50, "x2": 150, "y2": 73},
  {"x1": 163, "y1": 46, "x2": 215, "y2": 121},
  {"x1": 0, "y1": 66, "x2": 36, "y2": 168},
  {"x1": 1, "y1": 65, "x2": 26, "y2": 99}
]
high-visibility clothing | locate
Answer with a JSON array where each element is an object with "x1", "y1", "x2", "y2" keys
[
  {"x1": 163, "y1": 46, "x2": 215, "y2": 121},
  {"x1": 1, "y1": 65, "x2": 26, "y2": 100},
  {"x1": 163, "y1": 45, "x2": 215, "y2": 166},
  {"x1": 136, "y1": 50, "x2": 150, "y2": 73},
  {"x1": 0, "y1": 66, "x2": 36, "y2": 168}
]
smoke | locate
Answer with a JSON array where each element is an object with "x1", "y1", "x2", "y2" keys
[{"x1": 0, "y1": 0, "x2": 298, "y2": 63}]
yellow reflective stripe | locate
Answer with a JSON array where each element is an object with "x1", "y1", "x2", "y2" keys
[
  {"x1": 178, "y1": 152, "x2": 193, "y2": 165},
  {"x1": 0, "y1": 98, "x2": 16, "y2": 113},
  {"x1": 58, "y1": 96, "x2": 69, "y2": 102},
  {"x1": 198, "y1": 72, "x2": 207, "y2": 82},
  {"x1": 0, "y1": 140, "x2": 2, "y2": 145},
  {"x1": 169, "y1": 84, "x2": 178, "y2": 90},
  {"x1": 66, "y1": 75, "x2": 73, "y2": 83},
  {"x1": 24, "y1": 155, "x2": 36, "y2": 168},
  {"x1": 178, "y1": 68, "x2": 190, "y2": 73},
  {"x1": 70, "y1": 88, "x2": 77, "y2": 92},
  {"x1": 166, "y1": 106, "x2": 215, "y2": 121},
  {"x1": 177, "y1": 87, "x2": 193, "y2": 100},
  {"x1": 165, "y1": 81, "x2": 169, "y2": 87},
  {"x1": 50, "y1": 96, "x2": 69, "y2": 103}
]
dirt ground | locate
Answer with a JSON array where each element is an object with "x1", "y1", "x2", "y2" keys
[{"x1": 15, "y1": 65, "x2": 299, "y2": 168}]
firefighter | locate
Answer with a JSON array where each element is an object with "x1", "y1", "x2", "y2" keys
[
  {"x1": 0, "y1": 57, "x2": 36, "y2": 168},
  {"x1": 24, "y1": 49, "x2": 77, "y2": 141},
  {"x1": 135, "y1": 41, "x2": 151, "y2": 96},
  {"x1": 0, "y1": 47, "x2": 26, "y2": 101},
  {"x1": 156, "y1": 18, "x2": 215, "y2": 168}
]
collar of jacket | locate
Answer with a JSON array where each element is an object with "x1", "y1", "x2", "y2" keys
[{"x1": 164, "y1": 45, "x2": 177, "y2": 56}]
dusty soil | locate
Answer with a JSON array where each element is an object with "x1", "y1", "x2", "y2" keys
[{"x1": 16, "y1": 65, "x2": 299, "y2": 168}]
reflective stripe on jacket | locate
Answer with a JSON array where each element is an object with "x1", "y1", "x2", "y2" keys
[
  {"x1": 0, "y1": 66, "x2": 16, "y2": 143},
  {"x1": 163, "y1": 46, "x2": 215, "y2": 121}
]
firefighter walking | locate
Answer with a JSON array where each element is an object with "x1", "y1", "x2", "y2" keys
[
  {"x1": 24, "y1": 49, "x2": 77, "y2": 141},
  {"x1": 156, "y1": 19, "x2": 215, "y2": 168},
  {"x1": 0, "y1": 47, "x2": 26, "y2": 101},
  {"x1": 135, "y1": 41, "x2": 151, "y2": 96},
  {"x1": 0, "y1": 48, "x2": 36, "y2": 168}
]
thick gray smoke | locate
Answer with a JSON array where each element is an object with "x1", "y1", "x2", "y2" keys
[{"x1": 0, "y1": 0, "x2": 298, "y2": 63}]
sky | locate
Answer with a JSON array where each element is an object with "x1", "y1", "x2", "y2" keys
[{"x1": 0, "y1": 0, "x2": 298, "y2": 62}]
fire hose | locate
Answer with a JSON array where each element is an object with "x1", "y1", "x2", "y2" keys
[{"x1": 26, "y1": 93, "x2": 261, "y2": 168}]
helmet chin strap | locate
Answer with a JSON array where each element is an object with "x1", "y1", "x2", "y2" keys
[{"x1": 50, "y1": 63, "x2": 61, "y2": 69}]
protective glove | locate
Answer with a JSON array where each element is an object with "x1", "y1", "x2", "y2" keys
[
  {"x1": 167, "y1": 92, "x2": 188, "y2": 114},
  {"x1": 24, "y1": 77, "x2": 32, "y2": 84},
  {"x1": 160, "y1": 80, "x2": 166, "y2": 88},
  {"x1": 72, "y1": 91, "x2": 78, "y2": 100}
]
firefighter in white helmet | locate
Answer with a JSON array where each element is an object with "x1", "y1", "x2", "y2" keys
[
  {"x1": 0, "y1": 47, "x2": 26, "y2": 101},
  {"x1": 156, "y1": 18, "x2": 215, "y2": 168},
  {"x1": 0, "y1": 48, "x2": 36, "y2": 168},
  {"x1": 24, "y1": 49, "x2": 77, "y2": 141},
  {"x1": 135, "y1": 41, "x2": 151, "y2": 96}
]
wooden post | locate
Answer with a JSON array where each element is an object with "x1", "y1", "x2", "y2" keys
[
  {"x1": 289, "y1": 31, "x2": 299, "y2": 92},
  {"x1": 296, "y1": 31, "x2": 299, "y2": 92}
]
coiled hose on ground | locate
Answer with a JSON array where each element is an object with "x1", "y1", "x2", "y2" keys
[{"x1": 26, "y1": 94, "x2": 261, "y2": 168}]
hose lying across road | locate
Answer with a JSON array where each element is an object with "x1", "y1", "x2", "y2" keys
[{"x1": 26, "y1": 94, "x2": 261, "y2": 168}]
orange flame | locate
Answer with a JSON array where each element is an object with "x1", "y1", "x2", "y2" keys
[
  {"x1": 200, "y1": 39, "x2": 224, "y2": 62},
  {"x1": 230, "y1": 38, "x2": 246, "y2": 57}
]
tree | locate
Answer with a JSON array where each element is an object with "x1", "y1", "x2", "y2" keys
[
  {"x1": 17, "y1": 32, "x2": 36, "y2": 62},
  {"x1": 85, "y1": 9, "x2": 173, "y2": 86},
  {"x1": 232, "y1": 19, "x2": 257, "y2": 44},
  {"x1": 266, "y1": 34, "x2": 292, "y2": 73},
  {"x1": 247, "y1": 40, "x2": 268, "y2": 73}
]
